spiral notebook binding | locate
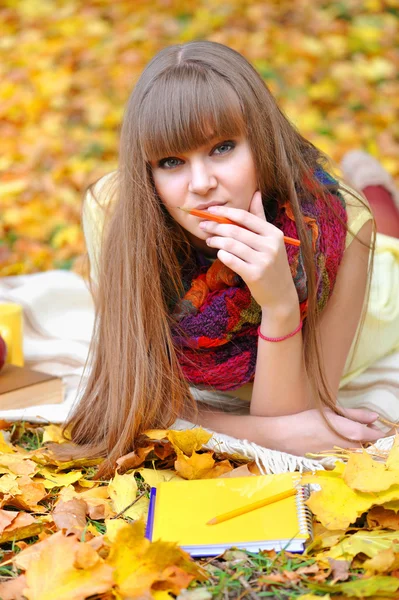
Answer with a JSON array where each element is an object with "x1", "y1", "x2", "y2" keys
[{"x1": 295, "y1": 485, "x2": 313, "y2": 537}]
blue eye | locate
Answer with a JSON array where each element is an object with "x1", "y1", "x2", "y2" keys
[
  {"x1": 213, "y1": 141, "x2": 235, "y2": 155},
  {"x1": 158, "y1": 157, "x2": 182, "y2": 169}
]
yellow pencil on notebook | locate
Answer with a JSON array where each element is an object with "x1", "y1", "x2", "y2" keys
[{"x1": 206, "y1": 487, "x2": 297, "y2": 525}]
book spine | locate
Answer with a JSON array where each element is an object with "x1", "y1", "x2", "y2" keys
[
  {"x1": 145, "y1": 487, "x2": 157, "y2": 541},
  {"x1": 295, "y1": 485, "x2": 313, "y2": 537}
]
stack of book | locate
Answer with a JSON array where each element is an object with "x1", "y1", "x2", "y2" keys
[{"x1": 0, "y1": 364, "x2": 64, "y2": 410}]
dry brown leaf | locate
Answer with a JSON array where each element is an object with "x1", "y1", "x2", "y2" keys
[
  {"x1": 116, "y1": 445, "x2": 154, "y2": 474},
  {"x1": 367, "y1": 505, "x2": 399, "y2": 530},
  {"x1": 0, "y1": 574, "x2": 27, "y2": 600},
  {"x1": 328, "y1": 558, "x2": 351, "y2": 583},
  {"x1": 52, "y1": 498, "x2": 88, "y2": 536}
]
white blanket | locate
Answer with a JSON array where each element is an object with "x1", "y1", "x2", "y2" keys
[{"x1": 0, "y1": 270, "x2": 398, "y2": 473}]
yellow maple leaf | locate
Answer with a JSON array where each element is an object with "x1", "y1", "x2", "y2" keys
[
  {"x1": 18, "y1": 531, "x2": 114, "y2": 600},
  {"x1": 344, "y1": 450, "x2": 399, "y2": 492},
  {"x1": 42, "y1": 424, "x2": 69, "y2": 445},
  {"x1": 302, "y1": 471, "x2": 376, "y2": 530},
  {"x1": 174, "y1": 450, "x2": 216, "y2": 480},
  {"x1": 167, "y1": 428, "x2": 212, "y2": 456},
  {"x1": 328, "y1": 530, "x2": 399, "y2": 562},
  {"x1": 136, "y1": 467, "x2": 184, "y2": 487},
  {"x1": 106, "y1": 519, "x2": 205, "y2": 598}
]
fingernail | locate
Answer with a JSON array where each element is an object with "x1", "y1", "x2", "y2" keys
[{"x1": 207, "y1": 206, "x2": 220, "y2": 213}]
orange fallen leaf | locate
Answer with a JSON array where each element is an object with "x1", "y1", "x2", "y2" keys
[{"x1": 0, "y1": 511, "x2": 42, "y2": 544}]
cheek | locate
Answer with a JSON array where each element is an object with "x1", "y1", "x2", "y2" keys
[
  {"x1": 155, "y1": 176, "x2": 186, "y2": 210},
  {"x1": 228, "y1": 156, "x2": 258, "y2": 198}
]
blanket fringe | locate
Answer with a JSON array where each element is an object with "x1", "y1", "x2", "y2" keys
[
  {"x1": 171, "y1": 421, "x2": 398, "y2": 473},
  {"x1": 172, "y1": 419, "x2": 326, "y2": 474}
]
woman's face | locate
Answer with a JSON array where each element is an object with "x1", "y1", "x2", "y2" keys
[{"x1": 150, "y1": 135, "x2": 258, "y2": 257}]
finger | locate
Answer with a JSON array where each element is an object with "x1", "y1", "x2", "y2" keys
[
  {"x1": 201, "y1": 222, "x2": 277, "y2": 253},
  {"x1": 338, "y1": 407, "x2": 380, "y2": 424},
  {"x1": 215, "y1": 248, "x2": 249, "y2": 276},
  {"x1": 248, "y1": 190, "x2": 267, "y2": 222},
  {"x1": 354, "y1": 424, "x2": 384, "y2": 442},
  {"x1": 207, "y1": 204, "x2": 276, "y2": 236},
  {"x1": 206, "y1": 236, "x2": 258, "y2": 264}
]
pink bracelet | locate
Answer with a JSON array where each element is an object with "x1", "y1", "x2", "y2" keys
[{"x1": 257, "y1": 320, "x2": 303, "y2": 342}]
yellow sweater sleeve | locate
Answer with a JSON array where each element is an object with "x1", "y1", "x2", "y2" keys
[
  {"x1": 338, "y1": 181, "x2": 374, "y2": 249},
  {"x1": 82, "y1": 171, "x2": 118, "y2": 288}
]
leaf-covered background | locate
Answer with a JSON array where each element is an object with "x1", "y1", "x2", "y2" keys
[{"x1": 0, "y1": 0, "x2": 398, "y2": 277}]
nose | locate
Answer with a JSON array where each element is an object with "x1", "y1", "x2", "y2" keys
[{"x1": 188, "y1": 160, "x2": 217, "y2": 195}]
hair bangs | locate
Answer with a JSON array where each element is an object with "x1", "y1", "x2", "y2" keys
[{"x1": 139, "y1": 67, "x2": 247, "y2": 162}]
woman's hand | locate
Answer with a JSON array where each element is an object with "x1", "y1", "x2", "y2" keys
[
  {"x1": 273, "y1": 407, "x2": 388, "y2": 456},
  {"x1": 199, "y1": 191, "x2": 298, "y2": 311}
]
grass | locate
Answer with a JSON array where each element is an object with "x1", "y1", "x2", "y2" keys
[{"x1": 192, "y1": 550, "x2": 325, "y2": 599}]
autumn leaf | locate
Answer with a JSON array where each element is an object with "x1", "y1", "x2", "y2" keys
[
  {"x1": 367, "y1": 505, "x2": 399, "y2": 530},
  {"x1": 116, "y1": 445, "x2": 155, "y2": 474},
  {"x1": 52, "y1": 498, "x2": 88, "y2": 536},
  {"x1": 167, "y1": 428, "x2": 212, "y2": 456},
  {"x1": 344, "y1": 449, "x2": 399, "y2": 492},
  {"x1": 17, "y1": 531, "x2": 114, "y2": 600},
  {"x1": 174, "y1": 450, "x2": 217, "y2": 480},
  {"x1": 327, "y1": 530, "x2": 399, "y2": 562},
  {"x1": 136, "y1": 468, "x2": 184, "y2": 487},
  {"x1": 0, "y1": 574, "x2": 27, "y2": 600},
  {"x1": 106, "y1": 519, "x2": 206, "y2": 598},
  {"x1": 0, "y1": 511, "x2": 42, "y2": 544},
  {"x1": 309, "y1": 575, "x2": 399, "y2": 597},
  {"x1": 363, "y1": 548, "x2": 399, "y2": 575},
  {"x1": 302, "y1": 468, "x2": 399, "y2": 530},
  {"x1": 108, "y1": 472, "x2": 149, "y2": 520}
]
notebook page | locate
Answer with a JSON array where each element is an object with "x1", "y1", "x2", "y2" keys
[{"x1": 152, "y1": 472, "x2": 310, "y2": 547}]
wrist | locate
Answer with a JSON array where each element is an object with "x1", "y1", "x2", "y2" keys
[{"x1": 260, "y1": 302, "x2": 301, "y2": 337}]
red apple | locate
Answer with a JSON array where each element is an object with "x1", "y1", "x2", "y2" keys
[{"x1": 0, "y1": 335, "x2": 7, "y2": 371}]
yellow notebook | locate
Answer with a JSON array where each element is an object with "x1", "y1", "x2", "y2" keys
[{"x1": 145, "y1": 472, "x2": 313, "y2": 557}]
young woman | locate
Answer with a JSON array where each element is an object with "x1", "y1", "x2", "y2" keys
[{"x1": 63, "y1": 41, "x2": 399, "y2": 478}]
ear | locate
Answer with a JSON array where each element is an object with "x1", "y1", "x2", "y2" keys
[{"x1": 248, "y1": 190, "x2": 267, "y2": 221}]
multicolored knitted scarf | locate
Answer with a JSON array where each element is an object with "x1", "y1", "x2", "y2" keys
[{"x1": 171, "y1": 168, "x2": 347, "y2": 391}]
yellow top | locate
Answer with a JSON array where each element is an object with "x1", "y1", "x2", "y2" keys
[{"x1": 81, "y1": 172, "x2": 399, "y2": 395}]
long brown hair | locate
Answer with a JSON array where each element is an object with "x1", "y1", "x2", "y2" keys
[{"x1": 60, "y1": 41, "x2": 374, "y2": 478}]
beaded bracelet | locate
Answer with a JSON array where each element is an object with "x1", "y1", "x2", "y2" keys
[{"x1": 257, "y1": 320, "x2": 303, "y2": 342}]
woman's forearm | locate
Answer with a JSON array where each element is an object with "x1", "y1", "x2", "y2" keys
[
  {"x1": 193, "y1": 404, "x2": 283, "y2": 448},
  {"x1": 250, "y1": 304, "x2": 313, "y2": 417}
]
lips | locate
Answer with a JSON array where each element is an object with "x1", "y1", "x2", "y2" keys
[{"x1": 194, "y1": 202, "x2": 227, "y2": 211}]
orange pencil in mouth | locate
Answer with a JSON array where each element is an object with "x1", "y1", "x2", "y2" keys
[{"x1": 178, "y1": 206, "x2": 301, "y2": 247}]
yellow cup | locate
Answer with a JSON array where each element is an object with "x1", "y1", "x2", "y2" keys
[{"x1": 0, "y1": 303, "x2": 24, "y2": 367}]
